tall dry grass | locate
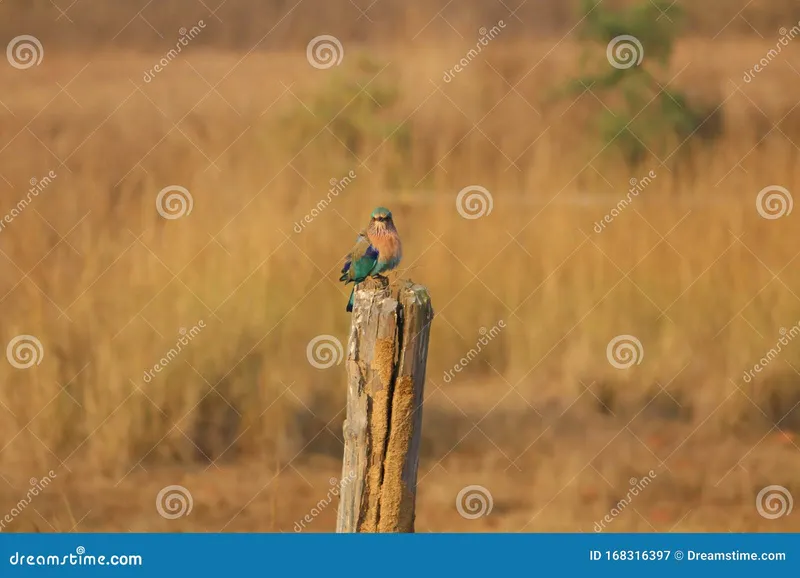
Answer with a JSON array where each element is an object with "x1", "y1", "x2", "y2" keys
[
  {"x1": 3, "y1": 0, "x2": 800, "y2": 49},
  {"x1": 0, "y1": 32, "x2": 798, "y2": 495}
]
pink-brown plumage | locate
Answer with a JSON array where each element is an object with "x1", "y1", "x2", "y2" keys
[
  {"x1": 368, "y1": 227, "x2": 402, "y2": 266},
  {"x1": 367, "y1": 209, "x2": 402, "y2": 272}
]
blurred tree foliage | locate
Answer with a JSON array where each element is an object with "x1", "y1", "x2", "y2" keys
[
  {"x1": 280, "y1": 55, "x2": 413, "y2": 188},
  {"x1": 568, "y1": 0, "x2": 721, "y2": 166}
]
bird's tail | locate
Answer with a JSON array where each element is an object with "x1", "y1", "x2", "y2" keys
[{"x1": 346, "y1": 287, "x2": 354, "y2": 312}]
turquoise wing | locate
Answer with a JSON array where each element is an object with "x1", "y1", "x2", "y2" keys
[{"x1": 340, "y1": 234, "x2": 379, "y2": 284}]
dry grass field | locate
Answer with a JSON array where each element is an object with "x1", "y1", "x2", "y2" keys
[{"x1": 0, "y1": 1, "x2": 799, "y2": 532}]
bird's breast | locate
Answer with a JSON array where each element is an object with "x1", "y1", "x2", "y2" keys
[{"x1": 368, "y1": 232, "x2": 401, "y2": 270}]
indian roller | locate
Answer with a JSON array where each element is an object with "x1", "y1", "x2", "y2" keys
[{"x1": 339, "y1": 207, "x2": 403, "y2": 312}]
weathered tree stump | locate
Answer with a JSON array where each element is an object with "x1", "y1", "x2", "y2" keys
[{"x1": 336, "y1": 277, "x2": 433, "y2": 533}]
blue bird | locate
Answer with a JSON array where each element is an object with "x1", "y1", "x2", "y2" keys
[{"x1": 339, "y1": 208, "x2": 403, "y2": 312}]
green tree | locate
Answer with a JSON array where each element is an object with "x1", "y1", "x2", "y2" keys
[{"x1": 568, "y1": 0, "x2": 719, "y2": 166}]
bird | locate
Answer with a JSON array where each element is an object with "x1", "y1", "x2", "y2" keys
[
  {"x1": 339, "y1": 207, "x2": 403, "y2": 312},
  {"x1": 339, "y1": 230, "x2": 378, "y2": 312}
]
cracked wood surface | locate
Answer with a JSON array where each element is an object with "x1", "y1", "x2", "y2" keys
[{"x1": 336, "y1": 277, "x2": 434, "y2": 533}]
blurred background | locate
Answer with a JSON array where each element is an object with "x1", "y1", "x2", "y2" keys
[{"x1": 0, "y1": 0, "x2": 799, "y2": 532}]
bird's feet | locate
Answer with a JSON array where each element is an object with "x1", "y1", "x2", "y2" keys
[{"x1": 364, "y1": 275, "x2": 389, "y2": 290}]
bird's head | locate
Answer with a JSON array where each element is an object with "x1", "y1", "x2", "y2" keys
[{"x1": 369, "y1": 207, "x2": 394, "y2": 232}]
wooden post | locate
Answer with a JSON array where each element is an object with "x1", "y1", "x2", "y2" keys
[{"x1": 336, "y1": 277, "x2": 433, "y2": 533}]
